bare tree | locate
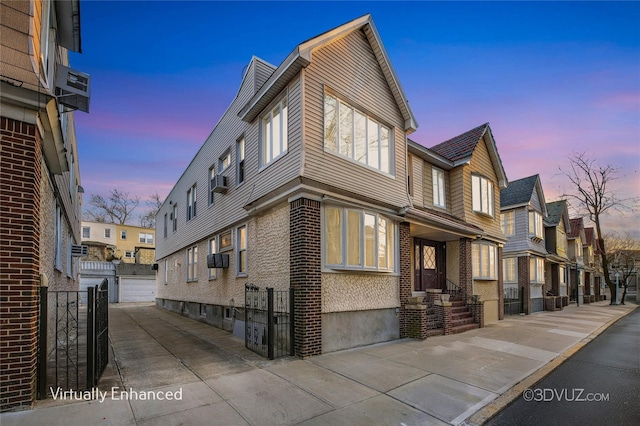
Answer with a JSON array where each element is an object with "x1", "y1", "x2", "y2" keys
[
  {"x1": 560, "y1": 152, "x2": 638, "y2": 304},
  {"x1": 139, "y1": 192, "x2": 163, "y2": 229},
  {"x1": 605, "y1": 232, "x2": 640, "y2": 305},
  {"x1": 85, "y1": 189, "x2": 140, "y2": 224}
]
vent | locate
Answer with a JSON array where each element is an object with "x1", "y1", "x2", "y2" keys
[
  {"x1": 212, "y1": 175, "x2": 228, "y2": 193},
  {"x1": 71, "y1": 245, "x2": 88, "y2": 257},
  {"x1": 55, "y1": 65, "x2": 91, "y2": 113}
]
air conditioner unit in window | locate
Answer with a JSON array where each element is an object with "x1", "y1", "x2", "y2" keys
[
  {"x1": 212, "y1": 175, "x2": 228, "y2": 193},
  {"x1": 207, "y1": 253, "x2": 229, "y2": 269},
  {"x1": 55, "y1": 65, "x2": 91, "y2": 113},
  {"x1": 71, "y1": 245, "x2": 88, "y2": 257}
]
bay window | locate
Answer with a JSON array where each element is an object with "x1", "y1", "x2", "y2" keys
[
  {"x1": 530, "y1": 257, "x2": 545, "y2": 283},
  {"x1": 472, "y1": 174, "x2": 494, "y2": 216},
  {"x1": 528, "y1": 211, "x2": 544, "y2": 239},
  {"x1": 503, "y1": 257, "x2": 516, "y2": 282},
  {"x1": 472, "y1": 242, "x2": 497, "y2": 279}
]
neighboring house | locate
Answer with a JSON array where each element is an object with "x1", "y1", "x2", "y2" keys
[
  {"x1": 567, "y1": 218, "x2": 587, "y2": 302},
  {"x1": 80, "y1": 221, "x2": 156, "y2": 264},
  {"x1": 544, "y1": 200, "x2": 572, "y2": 305},
  {"x1": 0, "y1": 0, "x2": 88, "y2": 412},
  {"x1": 500, "y1": 175, "x2": 549, "y2": 314},
  {"x1": 155, "y1": 15, "x2": 507, "y2": 357},
  {"x1": 582, "y1": 227, "x2": 604, "y2": 302}
]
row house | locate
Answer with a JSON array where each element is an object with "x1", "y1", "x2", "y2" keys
[
  {"x1": 155, "y1": 15, "x2": 508, "y2": 357},
  {"x1": 544, "y1": 200, "x2": 572, "y2": 305},
  {"x1": 1, "y1": 0, "x2": 89, "y2": 411},
  {"x1": 81, "y1": 221, "x2": 156, "y2": 264}
]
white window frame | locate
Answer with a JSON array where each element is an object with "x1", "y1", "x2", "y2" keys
[
  {"x1": 503, "y1": 257, "x2": 517, "y2": 282},
  {"x1": 172, "y1": 204, "x2": 178, "y2": 232},
  {"x1": 559, "y1": 265, "x2": 566, "y2": 285},
  {"x1": 124, "y1": 251, "x2": 135, "y2": 259},
  {"x1": 121, "y1": 230, "x2": 127, "y2": 240},
  {"x1": 82, "y1": 226, "x2": 90, "y2": 239},
  {"x1": 472, "y1": 242, "x2": 498, "y2": 280},
  {"x1": 105, "y1": 228, "x2": 111, "y2": 239},
  {"x1": 471, "y1": 174, "x2": 494, "y2": 217},
  {"x1": 236, "y1": 225, "x2": 247, "y2": 276},
  {"x1": 501, "y1": 211, "x2": 515, "y2": 236},
  {"x1": 528, "y1": 210, "x2": 544, "y2": 239},
  {"x1": 261, "y1": 95, "x2": 288, "y2": 167},
  {"x1": 432, "y1": 167, "x2": 445, "y2": 208},
  {"x1": 323, "y1": 92, "x2": 393, "y2": 175},
  {"x1": 139, "y1": 233, "x2": 153, "y2": 244},
  {"x1": 219, "y1": 150, "x2": 231, "y2": 173},
  {"x1": 186, "y1": 184, "x2": 197, "y2": 221},
  {"x1": 208, "y1": 238, "x2": 217, "y2": 280},
  {"x1": 208, "y1": 166, "x2": 216, "y2": 206},
  {"x1": 323, "y1": 206, "x2": 396, "y2": 272},
  {"x1": 529, "y1": 257, "x2": 545, "y2": 283},
  {"x1": 237, "y1": 137, "x2": 245, "y2": 185},
  {"x1": 187, "y1": 246, "x2": 198, "y2": 282}
]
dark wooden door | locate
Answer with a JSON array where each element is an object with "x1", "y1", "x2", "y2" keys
[{"x1": 414, "y1": 239, "x2": 445, "y2": 292}]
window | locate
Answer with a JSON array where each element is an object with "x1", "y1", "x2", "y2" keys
[
  {"x1": 432, "y1": 167, "x2": 445, "y2": 208},
  {"x1": 324, "y1": 206, "x2": 395, "y2": 272},
  {"x1": 187, "y1": 246, "x2": 198, "y2": 281},
  {"x1": 261, "y1": 96, "x2": 288, "y2": 166},
  {"x1": 528, "y1": 211, "x2": 544, "y2": 239},
  {"x1": 219, "y1": 230, "x2": 232, "y2": 251},
  {"x1": 237, "y1": 138, "x2": 245, "y2": 185},
  {"x1": 187, "y1": 184, "x2": 197, "y2": 221},
  {"x1": 529, "y1": 257, "x2": 545, "y2": 283},
  {"x1": 503, "y1": 257, "x2": 516, "y2": 282},
  {"x1": 559, "y1": 266, "x2": 566, "y2": 285},
  {"x1": 139, "y1": 233, "x2": 153, "y2": 244},
  {"x1": 164, "y1": 259, "x2": 168, "y2": 285},
  {"x1": 121, "y1": 230, "x2": 127, "y2": 240},
  {"x1": 557, "y1": 229, "x2": 566, "y2": 252},
  {"x1": 471, "y1": 174, "x2": 494, "y2": 216},
  {"x1": 208, "y1": 167, "x2": 216, "y2": 205},
  {"x1": 219, "y1": 150, "x2": 231, "y2": 172},
  {"x1": 124, "y1": 251, "x2": 135, "y2": 259},
  {"x1": 163, "y1": 214, "x2": 168, "y2": 238},
  {"x1": 501, "y1": 211, "x2": 515, "y2": 236},
  {"x1": 208, "y1": 238, "x2": 217, "y2": 279},
  {"x1": 82, "y1": 227, "x2": 90, "y2": 239},
  {"x1": 324, "y1": 92, "x2": 392, "y2": 174},
  {"x1": 472, "y1": 242, "x2": 497, "y2": 279},
  {"x1": 105, "y1": 228, "x2": 111, "y2": 239},
  {"x1": 172, "y1": 204, "x2": 178, "y2": 232},
  {"x1": 576, "y1": 239, "x2": 582, "y2": 258},
  {"x1": 67, "y1": 234, "x2": 72, "y2": 278},
  {"x1": 55, "y1": 204, "x2": 62, "y2": 270},
  {"x1": 237, "y1": 225, "x2": 247, "y2": 275}
]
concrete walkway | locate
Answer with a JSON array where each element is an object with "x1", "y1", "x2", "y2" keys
[{"x1": 2, "y1": 300, "x2": 637, "y2": 426}]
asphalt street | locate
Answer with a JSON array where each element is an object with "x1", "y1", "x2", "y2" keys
[{"x1": 486, "y1": 307, "x2": 640, "y2": 425}]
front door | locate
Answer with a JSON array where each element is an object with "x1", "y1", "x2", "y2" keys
[{"x1": 414, "y1": 239, "x2": 445, "y2": 292}]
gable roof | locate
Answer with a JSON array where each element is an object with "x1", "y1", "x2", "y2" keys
[
  {"x1": 584, "y1": 227, "x2": 596, "y2": 246},
  {"x1": 568, "y1": 218, "x2": 585, "y2": 239},
  {"x1": 428, "y1": 123, "x2": 508, "y2": 188},
  {"x1": 238, "y1": 14, "x2": 418, "y2": 132},
  {"x1": 500, "y1": 175, "x2": 539, "y2": 208},
  {"x1": 545, "y1": 200, "x2": 571, "y2": 231}
]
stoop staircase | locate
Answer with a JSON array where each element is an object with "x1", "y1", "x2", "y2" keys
[{"x1": 450, "y1": 295, "x2": 479, "y2": 334}]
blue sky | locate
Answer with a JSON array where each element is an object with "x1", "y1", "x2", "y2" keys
[{"x1": 72, "y1": 1, "x2": 640, "y2": 233}]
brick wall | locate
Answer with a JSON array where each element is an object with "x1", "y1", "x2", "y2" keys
[
  {"x1": 399, "y1": 222, "x2": 411, "y2": 338},
  {"x1": 0, "y1": 117, "x2": 42, "y2": 411},
  {"x1": 498, "y1": 246, "x2": 504, "y2": 320},
  {"x1": 459, "y1": 238, "x2": 472, "y2": 296},
  {"x1": 518, "y1": 256, "x2": 531, "y2": 315},
  {"x1": 289, "y1": 198, "x2": 321, "y2": 357}
]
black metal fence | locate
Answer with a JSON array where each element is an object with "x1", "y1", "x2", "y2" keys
[
  {"x1": 504, "y1": 286, "x2": 524, "y2": 316},
  {"x1": 38, "y1": 279, "x2": 109, "y2": 398},
  {"x1": 245, "y1": 285, "x2": 294, "y2": 359}
]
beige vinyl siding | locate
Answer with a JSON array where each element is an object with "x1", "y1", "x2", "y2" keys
[
  {"x1": 156, "y1": 61, "x2": 302, "y2": 260},
  {"x1": 410, "y1": 153, "x2": 423, "y2": 206},
  {"x1": 254, "y1": 59, "x2": 275, "y2": 93},
  {"x1": 302, "y1": 29, "x2": 407, "y2": 208},
  {"x1": 450, "y1": 166, "x2": 465, "y2": 219}
]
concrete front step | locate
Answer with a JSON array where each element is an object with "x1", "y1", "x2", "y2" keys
[
  {"x1": 452, "y1": 317, "x2": 476, "y2": 327},
  {"x1": 450, "y1": 322, "x2": 480, "y2": 334}
]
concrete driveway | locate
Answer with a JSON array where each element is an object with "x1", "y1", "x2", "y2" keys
[{"x1": 2, "y1": 301, "x2": 637, "y2": 426}]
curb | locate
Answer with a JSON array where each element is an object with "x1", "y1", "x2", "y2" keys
[{"x1": 463, "y1": 303, "x2": 639, "y2": 426}]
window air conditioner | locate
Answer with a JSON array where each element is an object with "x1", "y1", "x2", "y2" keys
[
  {"x1": 71, "y1": 245, "x2": 88, "y2": 257},
  {"x1": 207, "y1": 253, "x2": 230, "y2": 269},
  {"x1": 212, "y1": 175, "x2": 228, "y2": 193},
  {"x1": 55, "y1": 65, "x2": 91, "y2": 113}
]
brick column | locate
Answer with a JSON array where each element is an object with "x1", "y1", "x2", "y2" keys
[
  {"x1": 0, "y1": 117, "x2": 42, "y2": 411},
  {"x1": 438, "y1": 304, "x2": 453, "y2": 335},
  {"x1": 498, "y1": 246, "x2": 504, "y2": 320},
  {"x1": 399, "y1": 222, "x2": 412, "y2": 338},
  {"x1": 459, "y1": 238, "x2": 473, "y2": 296},
  {"x1": 290, "y1": 198, "x2": 322, "y2": 357},
  {"x1": 518, "y1": 256, "x2": 531, "y2": 315},
  {"x1": 551, "y1": 263, "x2": 559, "y2": 295}
]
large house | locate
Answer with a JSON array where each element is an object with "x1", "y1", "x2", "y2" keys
[
  {"x1": 155, "y1": 15, "x2": 508, "y2": 356},
  {"x1": 544, "y1": 200, "x2": 572, "y2": 305},
  {"x1": 81, "y1": 221, "x2": 156, "y2": 264},
  {"x1": 0, "y1": 0, "x2": 88, "y2": 411}
]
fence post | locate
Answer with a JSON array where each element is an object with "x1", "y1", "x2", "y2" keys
[
  {"x1": 37, "y1": 286, "x2": 48, "y2": 399},
  {"x1": 267, "y1": 288, "x2": 274, "y2": 360},
  {"x1": 289, "y1": 288, "x2": 295, "y2": 356},
  {"x1": 87, "y1": 286, "x2": 95, "y2": 389}
]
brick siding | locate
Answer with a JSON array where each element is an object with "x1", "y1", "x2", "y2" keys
[
  {"x1": 0, "y1": 117, "x2": 42, "y2": 411},
  {"x1": 459, "y1": 238, "x2": 472, "y2": 296},
  {"x1": 399, "y1": 222, "x2": 412, "y2": 338},
  {"x1": 289, "y1": 198, "x2": 322, "y2": 357},
  {"x1": 518, "y1": 256, "x2": 531, "y2": 315}
]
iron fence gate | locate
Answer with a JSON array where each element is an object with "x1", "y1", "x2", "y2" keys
[
  {"x1": 504, "y1": 286, "x2": 524, "y2": 316},
  {"x1": 245, "y1": 285, "x2": 294, "y2": 359},
  {"x1": 38, "y1": 279, "x2": 109, "y2": 398}
]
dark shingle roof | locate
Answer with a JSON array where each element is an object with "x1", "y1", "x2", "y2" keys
[
  {"x1": 500, "y1": 175, "x2": 539, "y2": 208},
  {"x1": 568, "y1": 218, "x2": 584, "y2": 239},
  {"x1": 429, "y1": 123, "x2": 488, "y2": 162},
  {"x1": 584, "y1": 227, "x2": 595, "y2": 245},
  {"x1": 545, "y1": 200, "x2": 566, "y2": 226}
]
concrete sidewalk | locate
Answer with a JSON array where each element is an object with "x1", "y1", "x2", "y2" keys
[{"x1": 2, "y1": 300, "x2": 637, "y2": 426}]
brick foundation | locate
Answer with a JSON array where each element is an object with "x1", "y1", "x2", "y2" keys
[
  {"x1": 289, "y1": 198, "x2": 322, "y2": 357},
  {"x1": 459, "y1": 238, "x2": 472, "y2": 296},
  {"x1": 0, "y1": 117, "x2": 42, "y2": 411},
  {"x1": 399, "y1": 222, "x2": 412, "y2": 338},
  {"x1": 518, "y1": 256, "x2": 531, "y2": 315}
]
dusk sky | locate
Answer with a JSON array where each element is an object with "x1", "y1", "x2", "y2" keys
[{"x1": 71, "y1": 1, "x2": 640, "y2": 234}]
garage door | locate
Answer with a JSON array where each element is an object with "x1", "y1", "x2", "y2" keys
[{"x1": 119, "y1": 277, "x2": 156, "y2": 303}]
